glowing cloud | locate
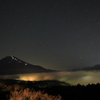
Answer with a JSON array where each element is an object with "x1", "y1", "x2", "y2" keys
[
  {"x1": 1, "y1": 71, "x2": 100, "y2": 85},
  {"x1": 15, "y1": 71, "x2": 100, "y2": 85}
]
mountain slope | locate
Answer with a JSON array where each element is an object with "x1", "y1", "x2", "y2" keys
[
  {"x1": 0, "y1": 56, "x2": 54, "y2": 75},
  {"x1": 70, "y1": 64, "x2": 100, "y2": 71},
  {"x1": 82, "y1": 64, "x2": 100, "y2": 71}
]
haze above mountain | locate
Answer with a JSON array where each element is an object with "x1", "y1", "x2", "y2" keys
[{"x1": 0, "y1": 56, "x2": 54, "y2": 75}]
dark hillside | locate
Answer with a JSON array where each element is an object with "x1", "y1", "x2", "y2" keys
[
  {"x1": 0, "y1": 79, "x2": 100, "y2": 100},
  {"x1": 0, "y1": 56, "x2": 55, "y2": 75}
]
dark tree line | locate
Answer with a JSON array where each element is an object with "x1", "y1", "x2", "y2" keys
[{"x1": 0, "y1": 79, "x2": 100, "y2": 100}]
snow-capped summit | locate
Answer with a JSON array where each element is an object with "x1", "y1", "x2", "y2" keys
[
  {"x1": 9, "y1": 55, "x2": 22, "y2": 63},
  {"x1": 10, "y1": 55, "x2": 19, "y2": 61},
  {"x1": 10, "y1": 55, "x2": 15, "y2": 60},
  {"x1": 0, "y1": 56, "x2": 55, "y2": 75}
]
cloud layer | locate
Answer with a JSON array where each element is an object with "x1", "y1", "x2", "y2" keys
[{"x1": 0, "y1": 71, "x2": 100, "y2": 85}]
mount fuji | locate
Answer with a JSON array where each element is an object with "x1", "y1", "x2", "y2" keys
[{"x1": 0, "y1": 56, "x2": 55, "y2": 75}]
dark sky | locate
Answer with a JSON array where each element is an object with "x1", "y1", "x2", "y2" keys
[{"x1": 0, "y1": 0, "x2": 100, "y2": 70}]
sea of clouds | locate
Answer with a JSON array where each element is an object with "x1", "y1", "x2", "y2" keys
[{"x1": 1, "y1": 70, "x2": 100, "y2": 85}]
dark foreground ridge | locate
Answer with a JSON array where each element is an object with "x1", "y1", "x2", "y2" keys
[
  {"x1": 0, "y1": 56, "x2": 55, "y2": 75},
  {"x1": 0, "y1": 79, "x2": 100, "y2": 100}
]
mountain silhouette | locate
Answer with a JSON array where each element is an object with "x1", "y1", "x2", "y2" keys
[
  {"x1": 82, "y1": 64, "x2": 100, "y2": 71},
  {"x1": 0, "y1": 56, "x2": 55, "y2": 75},
  {"x1": 70, "y1": 64, "x2": 100, "y2": 71}
]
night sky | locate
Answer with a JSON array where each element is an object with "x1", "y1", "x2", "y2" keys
[{"x1": 0, "y1": 0, "x2": 100, "y2": 70}]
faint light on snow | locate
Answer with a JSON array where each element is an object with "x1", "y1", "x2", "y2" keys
[
  {"x1": 11, "y1": 55, "x2": 15, "y2": 59},
  {"x1": 10, "y1": 55, "x2": 20, "y2": 62},
  {"x1": 14, "y1": 58, "x2": 17, "y2": 61},
  {"x1": 10, "y1": 55, "x2": 17, "y2": 61},
  {"x1": 25, "y1": 63, "x2": 27, "y2": 65}
]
